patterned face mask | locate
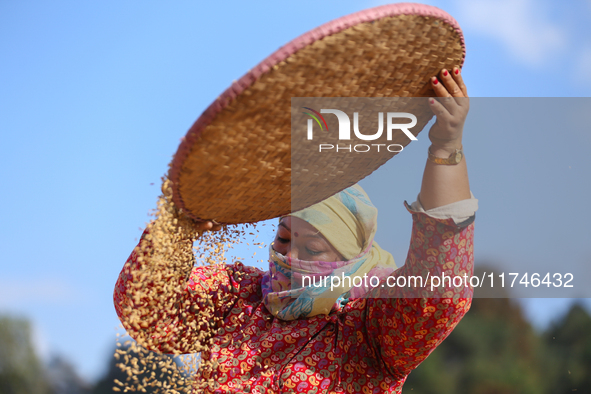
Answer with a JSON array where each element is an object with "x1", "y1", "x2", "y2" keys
[{"x1": 261, "y1": 184, "x2": 397, "y2": 320}]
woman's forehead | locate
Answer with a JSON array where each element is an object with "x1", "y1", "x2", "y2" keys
[{"x1": 279, "y1": 216, "x2": 321, "y2": 236}]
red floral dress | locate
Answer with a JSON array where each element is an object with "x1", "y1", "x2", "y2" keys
[{"x1": 114, "y1": 206, "x2": 475, "y2": 393}]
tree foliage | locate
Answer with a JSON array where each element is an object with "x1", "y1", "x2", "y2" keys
[
  {"x1": 0, "y1": 316, "x2": 51, "y2": 394},
  {"x1": 403, "y1": 298, "x2": 591, "y2": 394}
]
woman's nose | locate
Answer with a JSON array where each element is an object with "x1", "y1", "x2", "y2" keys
[{"x1": 285, "y1": 246, "x2": 297, "y2": 260}]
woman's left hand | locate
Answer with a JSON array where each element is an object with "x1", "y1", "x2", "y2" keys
[
  {"x1": 427, "y1": 67, "x2": 469, "y2": 156},
  {"x1": 418, "y1": 67, "x2": 471, "y2": 211}
]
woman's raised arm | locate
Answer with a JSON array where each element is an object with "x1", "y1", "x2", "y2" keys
[{"x1": 419, "y1": 67, "x2": 471, "y2": 210}]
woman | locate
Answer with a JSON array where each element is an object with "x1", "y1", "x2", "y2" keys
[{"x1": 114, "y1": 68, "x2": 477, "y2": 393}]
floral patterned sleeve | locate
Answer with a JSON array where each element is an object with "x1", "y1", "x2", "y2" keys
[
  {"x1": 113, "y1": 229, "x2": 256, "y2": 355},
  {"x1": 364, "y1": 203, "x2": 475, "y2": 379}
]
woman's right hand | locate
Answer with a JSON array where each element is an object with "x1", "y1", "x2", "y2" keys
[{"x1": 196, "y1": 220, "x2": 222, "y2": 233}]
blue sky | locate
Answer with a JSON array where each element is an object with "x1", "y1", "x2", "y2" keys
[{"x1": 1, "y1": 0, "x2": 590, "y2": 383}]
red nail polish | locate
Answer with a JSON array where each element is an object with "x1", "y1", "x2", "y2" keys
[
  {"x1": 455, "y1": 68, "x2": 460, "y2": 75},
  {"x1": 432, "y1": 77, "x2": 438, "y2": 85},
  {"x1": 429, "y1": 98, "x2": 435, "y2": 104},
  {"x1": 443, "y1": 70, "x2": 448, "y2": 76}
]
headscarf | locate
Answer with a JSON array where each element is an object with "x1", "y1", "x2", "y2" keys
[{"x1": 261, "y1": 184, "x2": 396, "y2": 320}]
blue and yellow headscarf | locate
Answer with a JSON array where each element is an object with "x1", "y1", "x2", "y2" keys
[{"x1": 261, "y1": 184, "x2": 396, "y2": 320}]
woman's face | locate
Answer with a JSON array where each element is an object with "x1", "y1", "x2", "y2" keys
[{"x1": 272, "y1": 216, "x2": 344, "y2": 262}]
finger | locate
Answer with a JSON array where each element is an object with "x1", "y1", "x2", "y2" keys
[
  {"x1": 451, "y1": 67, "x2": 469, "y2": 98},
  {"x1": 196, "y1": 220, "x2": 214, "y2": 232},
  {"x1": 431, "y1": 76, "x2": 451, "y2": 98},
  {"x1": 428, "y1": 97, "x2": 451, "y2": 118},
  {"x1": 438, "y1": 69, "x2": 464, "y2": 98},
  {"x1": 431, "y1": 76, "x2": 458, "y2": 114},
  {"x1": 439, "y1": 68, "x2": 468, "y2": 112}
]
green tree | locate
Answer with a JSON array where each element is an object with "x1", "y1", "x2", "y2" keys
[
  {"x1": 46, "y1": 355, "x2": 91, "y2": 394},
  {"x1": 0, "y1": 316, "x2": 51, "y2": 394},
  {"x1": 544, "y1": 302, "x2": 591, "y2": 393}
]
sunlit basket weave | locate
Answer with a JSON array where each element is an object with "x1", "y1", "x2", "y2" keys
[{"x1": 169, "y1": 3, "x2": 465, "y2": 224}]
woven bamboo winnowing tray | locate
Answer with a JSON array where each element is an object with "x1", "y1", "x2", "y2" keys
[{"x1": 169, "y1": 3, "x2": 465, "y2": 224}]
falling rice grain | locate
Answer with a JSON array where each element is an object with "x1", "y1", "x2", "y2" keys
[{"x1": 112, "y1": 176, "x2": 264, "y2": 393}]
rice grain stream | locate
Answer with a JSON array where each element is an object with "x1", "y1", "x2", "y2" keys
[{"x1": 114, "y1": 178, "x2": 261, "y2": 393}]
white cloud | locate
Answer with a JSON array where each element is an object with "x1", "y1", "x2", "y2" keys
[{"x1": 454, "y1": 0, "x2": 567, "y2": 66}]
